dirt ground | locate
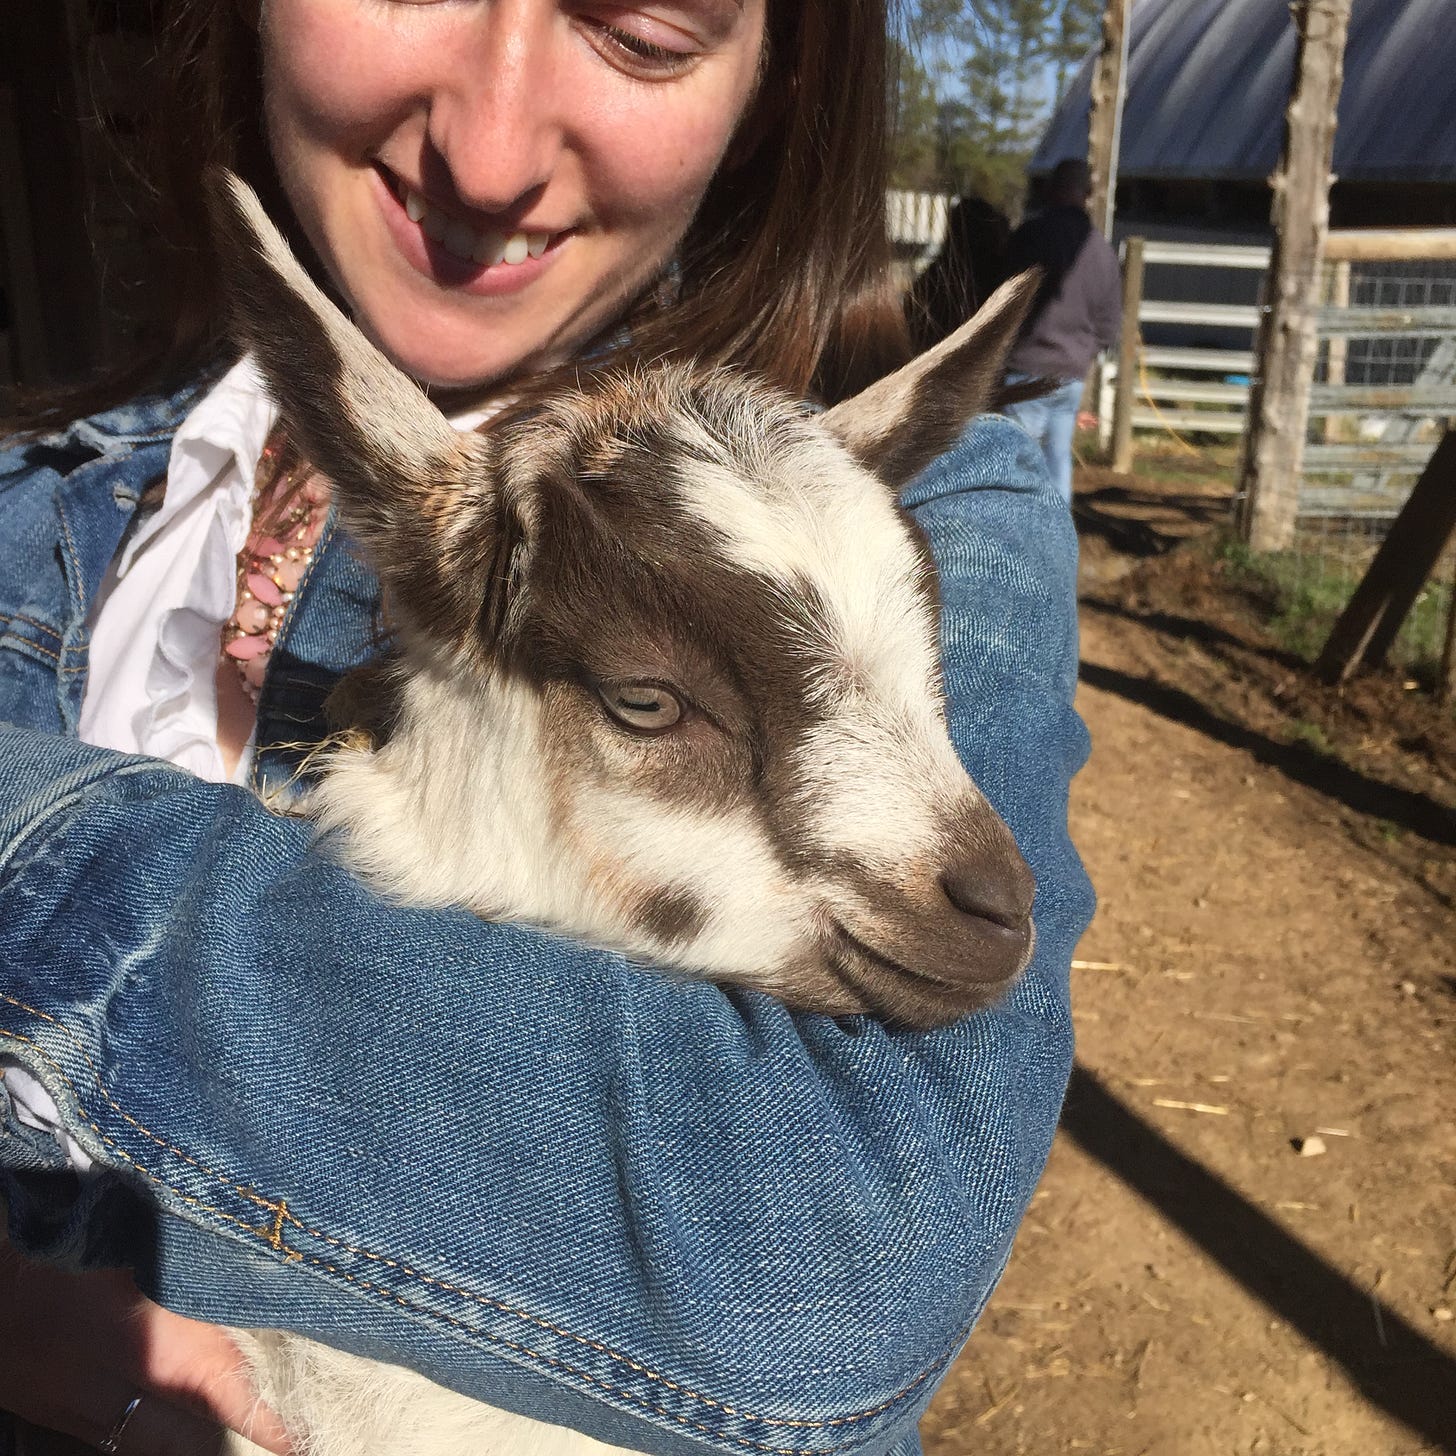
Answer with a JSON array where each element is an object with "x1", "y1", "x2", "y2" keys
[{"x1": 920, "y1": 456, "x2": 1456, "y2": 1456}]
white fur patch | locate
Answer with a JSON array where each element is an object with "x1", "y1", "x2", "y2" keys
[
  {"x1": 791, "y1": 706, "x2": 974, "y2": 875},
  {"x1": 667, "y1": 422, "x2": 958, "y2": 875},
  {"x1": 234, "y1": 1332, "x2": 641, "y2": 1456},
  {"x1": 671, "y1": 430, "x2": 939, "y2": 683},
  {"x1": 567, "y1": 784, "x2": 812, "y2": 984},
  {"x1": 309, "y1": 667, "x2": 814, "y2": 985},
  {"x1": 308, "y1": 665, "x2": 563, "y2": 918}
]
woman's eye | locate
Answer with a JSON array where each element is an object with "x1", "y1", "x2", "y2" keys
[
  {"x1": 578, "y1": 13, "x2": 699, "y2": 75},
  {"x1": 601, "y1": 24, "x2": 681, "y2": 62},
  {"x1": 598, "y1": 682, "x2": 685, "y2": 732}
]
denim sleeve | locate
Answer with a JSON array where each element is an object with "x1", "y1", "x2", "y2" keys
[{"x1": 0, "y1": 414, "x2": 1091, "y2": 1456}]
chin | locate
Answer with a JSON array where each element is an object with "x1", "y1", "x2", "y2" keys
[{"x1": 366, "y1": 326, "x2": 513, "y2": 391}]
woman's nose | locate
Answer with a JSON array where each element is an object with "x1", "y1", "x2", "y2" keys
[{"x1": 424, "y1": 3, "x2": 564, "y2": 216}]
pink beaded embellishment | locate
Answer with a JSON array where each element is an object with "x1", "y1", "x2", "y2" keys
[{"x1": 221, "y1": 437, "x2": 332, "y2": 700}]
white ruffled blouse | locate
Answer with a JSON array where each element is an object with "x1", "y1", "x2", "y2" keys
[
  {"x1": 76, "y1": 357, "x2": 493, "y2": 783},
  {"x1": 77, "y1": 355, "x2": 279, "y2": 785}
]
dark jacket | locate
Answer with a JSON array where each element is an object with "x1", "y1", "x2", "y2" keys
[{"x1": 1005, "y1": 206, "x2": 1123, "y2": 380}]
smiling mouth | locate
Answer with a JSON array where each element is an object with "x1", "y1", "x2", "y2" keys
[{"x1": 378, "y1": 166, "x2": 559, "y2": 268}]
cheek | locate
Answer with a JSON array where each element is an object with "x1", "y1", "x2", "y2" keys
[
  {"x1": 572, "y1": 68, "x2": 758, "y2": 228},
  {"x1": 787, "y1": 710, "x2": 962, "y2": 876},
  {"x1": 261, "y1": 0, "x2": 421, "y2": 158}
]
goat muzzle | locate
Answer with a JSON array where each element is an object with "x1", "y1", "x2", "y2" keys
[{"x1": 815, "y1": 814, "x2": 1037, "y2": 1030}]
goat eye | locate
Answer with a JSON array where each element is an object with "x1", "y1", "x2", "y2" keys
[{"x1": 598, "y1": 681, "x2": 684, "y2": 733}]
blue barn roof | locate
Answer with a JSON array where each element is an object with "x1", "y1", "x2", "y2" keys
[{"x1": 1034, "y1": 0, "x2": 1456, "y2": 184}]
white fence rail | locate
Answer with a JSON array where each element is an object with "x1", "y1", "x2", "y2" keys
[
  {"x1": 1098, "y1": 239, "x2": 1264, "y2": 444},
  {"x1": 1100, "y1": 234, "x2": 1456, "y2": 522},
  {"x1": 886, "y1": 190, "x2": 952, "y2": 280}
]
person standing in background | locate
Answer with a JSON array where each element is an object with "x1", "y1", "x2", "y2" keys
[{"x1": 1002, "y1": 157, "x2": 1122, "y2": 506}]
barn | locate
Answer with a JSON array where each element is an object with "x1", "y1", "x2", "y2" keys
[
  {"x1": 1029, "y1": 0, "x2": 1456, "y2": 375},
  {"x1": 1035, "y1": 0, "x2": 1456, "y2": 235}
]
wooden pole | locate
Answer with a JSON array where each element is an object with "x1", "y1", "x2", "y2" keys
[
  {"x1": 1313, "y1": 431, "x2": 1456, "y2": 684},
  {"x1": 1324, "y1": 229, "x2": 1456, "y2": 262},
  {"x1": 1322, "y1": 259, "x2": 1349, "y2": 444},
  {"x1": 1237, "y1": 0, "x2": 1354, "y2": 553},
  {"x1": 1083, "y1": 0, "x2": 1132, "y2": 427},
  {"x1": 1086, "y1": 0, "x2": 1132, "y2": 241},
  {"x1": 1111, "y1": 236, "x2": 1145, "y2": 474}
]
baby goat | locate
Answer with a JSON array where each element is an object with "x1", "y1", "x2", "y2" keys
[{"x1": 210, "y1": 171, "x2": 1041, "y2": 1456}]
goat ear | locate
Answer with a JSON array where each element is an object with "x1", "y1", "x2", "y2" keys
[
  {"x1": 206, "y1": 168, "x2": 497, "y2": 643},
  {"x1": 821, "y1": 269, "x2": 1042, "y2": 491}
]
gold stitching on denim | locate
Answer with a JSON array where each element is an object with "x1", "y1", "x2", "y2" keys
[
  {"x1": 262, "y1": 1207, "x2": 945, "y2": 1425},
  {"x1": 0, "y1": 996, "x2": 950, "y2": 1441},
  {"x1": 0, "y1": 1029, "x2": 308, "y2": 1248},
  {"x1": 0, "y1": 630, "x2": 61, "y2": 665},
  {"x1": 56, "y1": 511, "x2": 88, "y2": 612},
  {"x1": 288, "y1": 1244, "x2": 939, "y2": 1455},
  {"x1": 0, "y1": 996, "x2": 947, "y2": 1432},
  {"x1": 1, "y1": 997, "x2": 302, "y2": 1211},
  {"x1": 252, "y1": 1197, "x2": 302, "y2": 1261},
  {"x1": 3, "y1": 1012, "x2": 937, "y2": 1454},
  {"x1": 0, "y1": 612, "x2": 64, "y2": 645}
]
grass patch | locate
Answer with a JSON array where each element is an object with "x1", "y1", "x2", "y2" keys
[
  {"x1": 1289, "y1": 719, "x2": 1334, "y2": 755},
  {"x1": 1217, "y1": 536, "x2": 1454, "y2": 679}
]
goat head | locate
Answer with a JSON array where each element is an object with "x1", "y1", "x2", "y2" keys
[{"x1": 210, "y1": 170, "x2": 1041, "y2": 1030}]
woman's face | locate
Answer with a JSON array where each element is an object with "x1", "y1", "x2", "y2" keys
[{"x1": 260, "y1": 0, "x2": 767, "y2": 389}]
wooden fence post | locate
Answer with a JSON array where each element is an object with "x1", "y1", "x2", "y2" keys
[
  {"x1": 1111, "y1": 236, "x2": 1145, "y2": 474},
  {"x1": 1321, "y1": 259, "x2": 1350, "y2": 443},
  {"x1": 1086, "y1": 0, "x2": 1131, "y2": 241},
  {"x1": 1082, "y1": 0, "x2": 1131, "y2": 425},
  {"x1": 1313, "y1": 431, "x2": 1456, "y2": 684},
  {"x1": 1439, "y1": 563, "x2": 1456, "y2": 707},
  {"x1": 1237, "y1": 0, "x2": 1353, "y2": 553}
]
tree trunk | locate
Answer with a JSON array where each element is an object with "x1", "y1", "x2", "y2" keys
[
  {"x1": 1237, "y1": 0, "x2": 1354, "y2": 553},
  {"x1": 1085, "y1": 0, "x2": 1131, "y2": 240}
]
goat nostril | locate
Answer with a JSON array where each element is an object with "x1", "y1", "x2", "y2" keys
[{"x1": 939, "y1": 864, "x2": 1035, "y2": 930}]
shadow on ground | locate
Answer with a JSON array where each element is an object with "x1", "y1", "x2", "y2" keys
[
  {"x1": 1073, "y1": 480, "x2": 1231, "y2": 561},
  {"x1": 1080, "y1": 597, "x2": 1309, "y2": 675},
  {"x1": 1062, "y1": 1065, "x2": 1456, "y2": 1454},
  {"x1": 1079, "y1": 659, "x2": 1456, "y2": 847}
]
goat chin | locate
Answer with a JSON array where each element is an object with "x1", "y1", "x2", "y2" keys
[{"x1": 232, "y1": 1332, "x2": 637, "y2": 1456}]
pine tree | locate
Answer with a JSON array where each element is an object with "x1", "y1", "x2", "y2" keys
[
  {"x1": 890, "y1": 0, "x2": 1104, "y2": 212},
  {"x1": 888, "y1": 35, "x2": 943, "y2": 189},
  {"x1": 1048, "y1": 0, "x2": 1104, "y2": 100}
]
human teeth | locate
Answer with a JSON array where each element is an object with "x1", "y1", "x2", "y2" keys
[
  {"x1": 402, "y1": 183, "x2": 549, "y2": 266},
  {"x1": 443, "y1": 219, "x2": 477, "y2": 260},
  {"x1": 472, "y1": 231, "x2": 509, "y2": 266}
]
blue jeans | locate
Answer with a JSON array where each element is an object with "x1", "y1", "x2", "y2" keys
[{"x1": 1001, "y1": 375, "x2": 1085, "y2": 507}]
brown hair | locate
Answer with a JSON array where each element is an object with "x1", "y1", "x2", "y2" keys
[{"x1": 11, "y1": 0, "x2": 910, "y2": 432}]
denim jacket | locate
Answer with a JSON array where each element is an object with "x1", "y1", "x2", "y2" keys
[{"x1": 0, "y1": 382, "x2": 1092, "y2": 1456}]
